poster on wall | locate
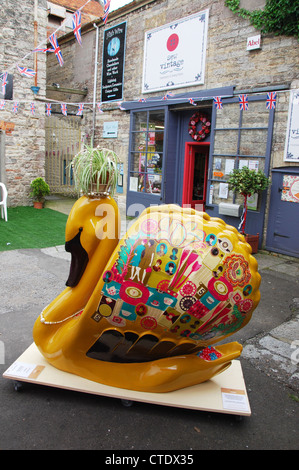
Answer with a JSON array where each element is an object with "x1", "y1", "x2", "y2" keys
[
  {"x1": 281, "y1": 175, "x2": 299, "y2": 203},
  {"x1": 284, "y1": 89, "x2": 299, "y2": 162},
  {"x1": 101, "y1": 22, "x2": 127, "y2": 103},
  {"x1": 142, "y1": 10, "x2": 209, "y2": 93}
]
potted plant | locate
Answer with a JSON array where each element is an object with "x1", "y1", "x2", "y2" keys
[
  {"x1": 227, "y1": 166, "x2": 270, "y2": 252},
  {"x1": 71, "y1": 145, "x2": 119, "y2": 197},
  {"x1": 30, "y1": 177, "x2": 50, "y2": 209}
]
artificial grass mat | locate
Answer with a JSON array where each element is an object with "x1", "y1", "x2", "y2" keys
[{"x1": 0, "y1": 206, "x2": 68, "y2": 251}]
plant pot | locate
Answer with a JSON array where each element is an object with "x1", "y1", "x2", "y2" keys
[
  {"x1": 33, "y1": 201, "x2": 44, "y2": 209},
  {"x1": 245, "y1": 233, "x2": 259, "y2": 254},
  {"x1": 89, "y1": 178, "x2": 110, "y2": 197}
]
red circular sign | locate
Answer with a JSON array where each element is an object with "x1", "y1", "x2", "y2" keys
[{"x1": 167, "y1": 33, "x2": 179, "y2": 52}]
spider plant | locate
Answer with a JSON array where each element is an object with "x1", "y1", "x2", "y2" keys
[{"x1": 71, "y1": 145, "x2": 119, "y2": 197}]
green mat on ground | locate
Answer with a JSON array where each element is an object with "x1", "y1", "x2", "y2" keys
[{"x1": 0, "y1": 206, "x2": 68, "y2": 251}]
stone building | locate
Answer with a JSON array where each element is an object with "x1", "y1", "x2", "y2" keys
[
  {"x1": 2, "y1": 0, "x2": 298, "y2": 257},
  {"x1": 0, "y1": 0, "x2": 102, "y2": 207},
  {"x1": 0, "y1": 0, "x2": 48, "y2": 206},
  {"x1": 45, "y1": 0, "x2": 299, "y2": 257}
]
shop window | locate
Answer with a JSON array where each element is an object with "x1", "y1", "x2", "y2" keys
[
  {"x1": 208, "y1": 96, "x2": 273, "y2": 210},
  {"x1": 129, "y1": 110, "x2": 164, "y2": 195}
]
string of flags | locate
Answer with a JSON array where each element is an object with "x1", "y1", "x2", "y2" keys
[
  {"x1": 0, "y1": 91, "x2": 279, "y2": 117},
  {"x1": 0, "y1": 0, "x2": 110, "y2": 83}
]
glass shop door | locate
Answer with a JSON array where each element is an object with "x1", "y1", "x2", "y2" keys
[{"x1": 182, "y1": 143, "x2": 209, "y2": 210}]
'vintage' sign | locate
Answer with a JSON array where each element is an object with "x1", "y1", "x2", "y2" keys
[
  {"x1": 142, "y1": 10, "x2": 209, "y2": 93},
  {"x1": 284, "y1": 89, "x2": 299, "y2": 162}
]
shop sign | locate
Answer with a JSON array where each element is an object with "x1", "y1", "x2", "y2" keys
[
  {"x1": 142, "y1": 10, "x2": 209, "y2": 93},
  {"x1": 103, "y1": 121, "x2": 118, "y2": 138},
  {"x1": 246, "y1": 35, "x2": 261, "y2": 51},
  {"x1": 284, "y1": 89, "x2": 299, "y2": 162},
  {"x1": 101, "y1": 22, "x2": 127, "y2": 103}
]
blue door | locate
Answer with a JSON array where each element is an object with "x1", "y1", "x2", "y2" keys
[{"x1": 266, "y1": 167, "x2": 299, "y2": 258}]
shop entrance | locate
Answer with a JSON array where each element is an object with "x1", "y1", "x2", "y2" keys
[{"x1": 182, "y1": 142, "x2": 209, "y2": 210}]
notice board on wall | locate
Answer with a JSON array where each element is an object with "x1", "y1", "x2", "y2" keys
[{"x1": 101, "y1": 22, "x2": 127, "y2": 103}]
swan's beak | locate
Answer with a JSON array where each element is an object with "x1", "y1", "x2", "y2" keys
[{"x1": 65, "y1": 228, "x2": 89, "y2": 287}]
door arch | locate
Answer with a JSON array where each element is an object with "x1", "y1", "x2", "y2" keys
[{"x1": 182, "y1": 142, "x2": 209, "y2": 210}]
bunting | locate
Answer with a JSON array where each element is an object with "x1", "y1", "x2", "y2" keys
[
  {"x1": 12, "y1": 101, "x2": 19, "y2": 113},
  {"x1": 46, "y1": 103, "x2": 52, "y2": 116},
  {"x1": 49, "y1": 33, "x2": 64, "y2": 67},
  {"x1": 72, "y1": 10, "x2": 82, "y2": 46},
  {"x1": 76, "y1": 103, "x2": 84, "y2": 116},
  {"x1": 30, "y1": 102, "x2": 35, "y2": 115},
  {"x1": 16, "y1": 65, "x2": 36, "y2": 78},
  {"x1": 102, "y1": 0, "x2": 111, "y2": 24},
  {"x1": 189, "y1": 98, "x2": 196, "y2": 106},
  {"x1": 97, "y1": 103, "x2": 104, "y2": 113},
  {"x1": 32, "y1": 47, "x2": 50, "y2": 53},
  {"x1": 266, "y1": 91, "x2": 277, "y2": 110},
  {"x1": 117, "y1": 101, "x2": 125, "y2": 110},
  {"x1": 1, "y1": 72, "x2": 8, "y2": 96},
  {"x1": 163, "y1": 92, "x2": 174, "y2": 100},
  {"x1": 0, "y1": 100, "x2": 5, "y2": 110},
  {"x1": 213, "y1": 96, "x2": 223, "y2": 109},
  {"x1": 239, "y1": 94, "x2": 248, "y2": 111},
  {"x1": 61, "y1": 103, "x2": 67, "y2": 116}
]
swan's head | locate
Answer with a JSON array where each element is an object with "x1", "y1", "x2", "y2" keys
[{"x1": 65, "y1": 196, "x2": 120, "y2": 287}]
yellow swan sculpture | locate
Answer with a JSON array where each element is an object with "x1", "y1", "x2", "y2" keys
[{"x1": 33, "y1": 196, "x2": 260, "y2": 393}]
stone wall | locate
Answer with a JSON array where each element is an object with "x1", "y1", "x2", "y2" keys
[{"x1": 0, "y1": 0, "x2": 47, "y2": 206}]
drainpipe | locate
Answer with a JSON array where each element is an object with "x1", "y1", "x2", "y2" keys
[
  {"x1": 92, "y1": 23, "x2": 100, "y2": 146},
  {"x1": 34, "y1": 0, "x2": 38, "y2": 87}
]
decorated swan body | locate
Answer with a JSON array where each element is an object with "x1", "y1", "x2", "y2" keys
[{"x1": 33, "y1": 197, "x2": 260, "y2": 393}]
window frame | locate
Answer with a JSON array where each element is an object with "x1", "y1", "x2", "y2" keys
[
  {"x1": 206, "y1": 93, "x2": 275, "y2": 209},
  {"x1": 128, "y1": 107, "x2": 168, "y2": 203}
]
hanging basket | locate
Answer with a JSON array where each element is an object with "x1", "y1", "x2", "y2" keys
[{"x1": 71, "y1": 146, "x2": 119, "y2": 198}]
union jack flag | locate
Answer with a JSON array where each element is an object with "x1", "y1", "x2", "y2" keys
[
  {"x1": 97, "y1": 103, "x2": 104, "y2": 113},
  {"x1": 72, "y1": 10, "x2": 82, "y2": 46},
  {"x1": 213, "y1": 96, "x2": 223, "y2": 109},
  {"x1": 30, "y1": 102, "x2": 35, "y2": 115},
  {"x1": 163, "y1": 92, "x2": 174, "y2": 100},
  {"x1": 189, "y1": 98, "x2": 196, "y2": 106},
  {"x1": 46, "y1": 103, "x2": 51, "y2": 116},
  {"x1": 0, "y1": 100, "x2": 5, "y2": 109},
  {"x1": 266, "y1": 91, "x2": 277, "y2": 110},
  {"x1": 139, "y1": 98, "x2": 146, "y2": 102},
  {"x1": 76, "y1": 103, "x2": 84, "y2": 116},
  {"x1": 49, "y1": 33, "x2": 64, "y2": 67},
  {"x1": 61, "y1": 103, "x2": 67, "y2": 116},
  {"x1": 1, "y1": 72, "x2": 8, "y2": 96},
  {"x1": 12, "y1": 101, "x2": 19, "y2": 113},
  {"x1": 239, "y1": 94, "x2": 248, "y2": 111},
  {"x1": 33, "y1": 47, "x2": 50, "y2": 53},
  {"x1": 102, "y1": 0, "x2": 111, "y2": 24},
  {"x1": 16, "y1": 65, "x2": 36, "y2": 77}
]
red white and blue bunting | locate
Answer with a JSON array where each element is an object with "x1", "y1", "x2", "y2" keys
[{"x1": 0, "y1": 0, "x2": 282, "y2": 119}]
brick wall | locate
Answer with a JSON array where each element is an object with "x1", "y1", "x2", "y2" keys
[{"x1": 1, "y1": 0, "x2": 47, "y2": 206}]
